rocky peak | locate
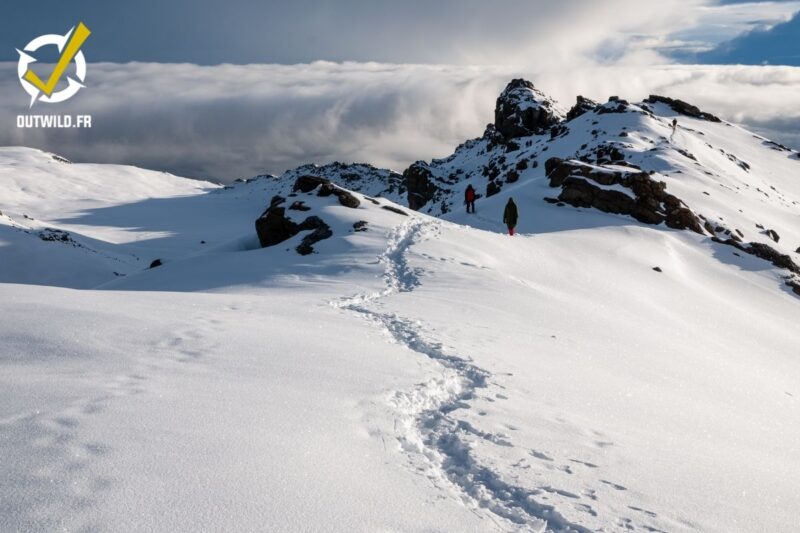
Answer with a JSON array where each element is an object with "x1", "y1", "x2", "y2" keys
[
  {"x1": 643, "y1": 95, "x2": 721, "y2": 122},
  {"x1": 494, "y1": 79, "x2": 563, "y2": 139}
]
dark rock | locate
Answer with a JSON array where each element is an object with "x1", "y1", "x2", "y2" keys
[
  {"x1": 506, "y1": 169, "x2": 520, "y2": 183},
  {"x1": 255, "y1": 206, "x2": 299, "y2": 248},
  {"x1": 293, "y1": 175, "x2": 329, "y2": 193},
  {"x1": 486, "y1": 180, "x2": 502, "y2": 198},
  {"x1": 550, "y1": 124, "x2": 569, "y2": 139},
  {"x1": 787, "y1": 279, "x2": 800, "y2": 296},
  {"x1": 747, "y1": 242, "x2": 799, "y2": 274},
  {"x1": 149, "y1": 259, "x2": 163, "y2": 269},
  {"x1": 382, "y1": 205, "x2": 408, "y2": 216},
  {"x1": 494, "y1": 79, "x2": 562, "y2": 139},
  {"x1": 545, "y1": 158, "x2": 703, "y2": 233},
  {"x1": 39, "y1": 228, "x2": 74, "y2": 243},
  {"x1": 653, "y1": 267, "x2": 663, "y2": 272},
  {"x1": 664, "y1": 207, "x2": 703, "y2": 234},
  {"x1": 317, "y1": 182, "x2": 360, "y2": 208},
  {"x1": 353, "y1": 220, "x2": 368, "y2": 232},
  {"x1": 255, "y1": 196, "x2": 335, "y2": 253},
  {"x1": 643, "y1": 95, "x2": 721, "y2": 122},
  {"x1": 545, "y1": 157, "x2": 565, "y2": 181},
  {"x1": 404, "y1": 162, "x2": 438, "y2": 211},
  {"x1": 566, "y1": 95, "x2": 599, "y2": 121},
  {"x1": 292, "y1": 175, "x2": 360, "y2": 209},
  {"x1": 765, "y1": 229, "x2": 780, "y2": 243},
  {"x1": 596, "y1": 99, "x2": 629, "y2": 115},
  {"x1": 295, "y1": 217, "x2": 332, "y2": 255},
  {"x1": 796, "y1": 247, "x2": 800, "y2": 254},
  {"x1": 289, "y1": 201, "x2": 311, "y2": 211}
]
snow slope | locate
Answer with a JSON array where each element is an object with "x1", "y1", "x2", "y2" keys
[{"x1": 1, "y1": 80, "x2": 799, "y2": 533}]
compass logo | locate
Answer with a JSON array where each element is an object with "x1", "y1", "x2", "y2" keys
[{"x1": 16, "y1": 22, "x2": 91, "y2": 108}]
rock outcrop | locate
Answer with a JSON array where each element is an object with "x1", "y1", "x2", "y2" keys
[
  {"x1": 494, "y1": 79, "x2": 563, "y2": 139},
  {"x1": 546, "y1": 158, "x2": 704, "y2": 233},
  {"x1": 255, "y1": 187, "x2": 337, "y2": 254},
  {"x1": 566, "y1": 96, "x2": 599, "y2": 121},
  {"x1": 643, "y1": 95, "x2": 721, "y2": 122},
  {"x1": 292, "y1": 175, "x2": 360, "y2": 208}
]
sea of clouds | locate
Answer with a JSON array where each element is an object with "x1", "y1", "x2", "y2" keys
[{"x1": 1, "y1": 61, "x2": 798, "y2": 181}]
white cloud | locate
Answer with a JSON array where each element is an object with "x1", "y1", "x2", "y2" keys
[{"x1": 0, "y1": 61, "x2": 798, "y2": 181}]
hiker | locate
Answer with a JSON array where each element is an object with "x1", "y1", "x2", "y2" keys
[
  {"x1": 465, "y1": 184, "x2": 476, "y2": 213},
  {"x1": 670, "y1": 118, "x2": 678, "y2": 139},
  {"x1": 503, "y1": 197, "x2": 518, "y2": 236}
]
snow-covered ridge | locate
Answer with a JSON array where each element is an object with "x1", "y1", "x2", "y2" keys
[{"x1": 369, "y1": 79, "x2": 800, "y2": 295}]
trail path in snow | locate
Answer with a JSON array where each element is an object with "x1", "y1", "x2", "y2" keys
[{"x1": 332, "y1": 219, "x2": 593, "y2": 533}]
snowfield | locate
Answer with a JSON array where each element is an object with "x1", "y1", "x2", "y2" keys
[{"x1": 1, "y1": 81, "x2": 799, "y2": 532}]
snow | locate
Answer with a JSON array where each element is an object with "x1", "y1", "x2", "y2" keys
[{"x1": 1, "y1": 91, "x2": 800, "y2": 533}]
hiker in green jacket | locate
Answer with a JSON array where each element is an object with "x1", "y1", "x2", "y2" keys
[{"x1": 503, "y1": 198, "x2": 518, "y2": 236}]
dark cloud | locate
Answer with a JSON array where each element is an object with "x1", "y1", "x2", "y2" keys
[
  {"x1": 2, "y1": 62, "x2": 798, "y2": 182},
  {"x1": 1, "y1": 0, "x2": 706, "y2": 65}
]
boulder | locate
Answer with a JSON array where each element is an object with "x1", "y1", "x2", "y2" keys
[
  {"x1": 317, "y1": 182, "x2": 361, "y2": 208},
  {"x1": 255, "y1": 206, "x2": 299, "y2": 248},
  {"x1": 765, "y1": 229, "x2": 780, "y2": 243},
  {"x1": 404, "y1": 162, "x2": 438, "y2": 211},
  {"x1": 494, "y1": 79, "x2": 563, "y2": 139}
]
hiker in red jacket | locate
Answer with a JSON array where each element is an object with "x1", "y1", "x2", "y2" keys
[{"x1": 465, "y1": 184, "x2": 476, "y2": 213}]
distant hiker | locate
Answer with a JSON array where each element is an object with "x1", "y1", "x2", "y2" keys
[
  {"x1": 465, "y1": 184, "x2": 476, "y2": 213},
  {"x1": 670, "y1": 118, "x2": 678, "y2": 140},
  {"x1": 503, "y1": 198, "x2": 518, "y2": 236}
]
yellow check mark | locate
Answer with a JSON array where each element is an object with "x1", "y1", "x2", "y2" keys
[{"x1": 24, "y1": 22, "x2": 91, "y2": 97}]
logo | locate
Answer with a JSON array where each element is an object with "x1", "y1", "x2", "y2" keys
[{"x1": 16, "y1": 22, "x2": 91, "y2": 108}]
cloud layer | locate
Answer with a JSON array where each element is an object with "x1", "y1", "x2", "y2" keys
[{"x1": 1, "y1": 61, "x2": 799, "y2": 181}]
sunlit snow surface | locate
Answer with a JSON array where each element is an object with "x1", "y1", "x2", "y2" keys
[{"x1": 1, "y1": 97, "x2": 799, "y2": 533}]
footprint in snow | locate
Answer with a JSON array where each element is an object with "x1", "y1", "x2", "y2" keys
[
  {"x1": 601, "y1": 479, "x2": 627, "y2": 491},
  {"x1": 529, "y1": 449, "x2": 553, "y2": 461}
]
